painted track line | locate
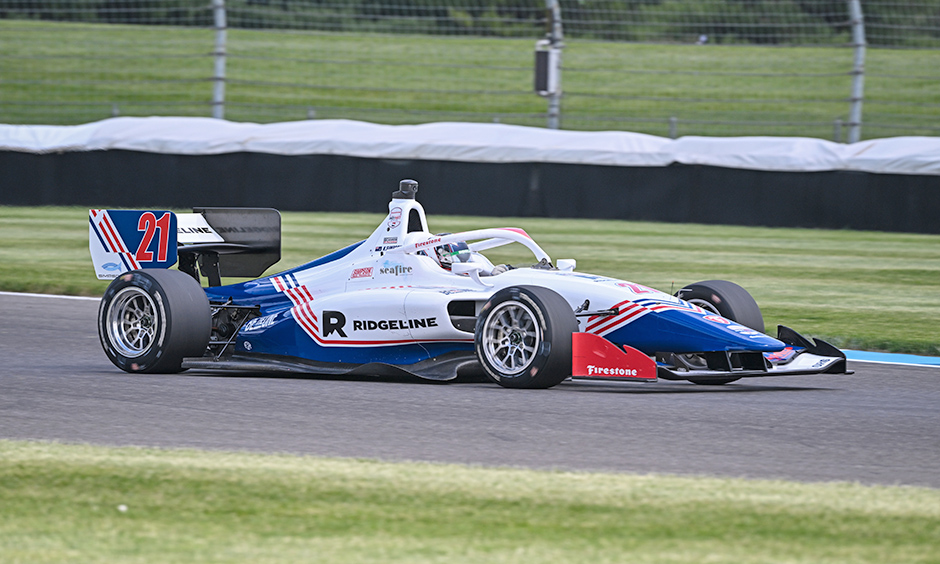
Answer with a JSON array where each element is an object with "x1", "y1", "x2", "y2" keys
[{"x1": 0, "y1": 291, "x2": 100, "y2": 302}]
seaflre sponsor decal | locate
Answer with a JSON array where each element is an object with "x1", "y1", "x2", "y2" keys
[
  {"x1": 379, "y1": 264, "x2": 412, "y2": 276},
  {"x1": 351, "y1": 267, "x2": 373, "y2": 279}
]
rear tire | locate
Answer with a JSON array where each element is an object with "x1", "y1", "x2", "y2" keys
[
  {"x1": 475, "y1": 286, "x2": 578, "y2": 389},
  {"x1": 675, "y1": 279, "x2": 765, "y2": 386},
  {"x1": 98, "y1": 269, "x2": 211, "y2": 373}
]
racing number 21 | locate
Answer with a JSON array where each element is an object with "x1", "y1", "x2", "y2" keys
[{"x1": 136, "y1": 212, "x2": 171, "y2": 262}]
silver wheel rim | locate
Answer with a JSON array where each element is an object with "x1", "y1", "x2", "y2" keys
[
  {"x1": 481, "y1": 301, "x2": 541, "y2": 376},
  {"x1": 107, "y1": 287, "x2": 158, "y2": 358},
  {"x1": 687, "y1": 297, "x2": 720, "y2": 316}
]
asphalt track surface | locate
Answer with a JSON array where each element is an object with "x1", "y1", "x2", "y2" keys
[{"x1": 2, "y1": 292, "x2": 938, "y2": 488}]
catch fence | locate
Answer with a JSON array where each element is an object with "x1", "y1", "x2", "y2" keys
[{"x1": 0, "y1": 0, "x2": 938, "y2": 140}]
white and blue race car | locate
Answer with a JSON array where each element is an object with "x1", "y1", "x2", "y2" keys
[{"x1": 90, "y1": 179, "x2": 850, "y2": 388}]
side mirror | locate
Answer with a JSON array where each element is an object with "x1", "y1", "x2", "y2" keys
[{"x1": 451, "y1": 263, "x2": 493, "y2": 287}]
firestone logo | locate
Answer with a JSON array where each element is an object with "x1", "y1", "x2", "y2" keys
[
  {"x1": 416, "y1": 237, "x2": 442, "y2": 249},
  {"x1": 587, "y1": 365, "x2": 638, "y2": 377}
]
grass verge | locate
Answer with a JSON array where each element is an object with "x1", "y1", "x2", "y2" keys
[
  {"x1": 2, "y1": 440, "x2": 939, "y2": 563},
  {"x1": 1, "y1": 206, "x2": 938, "y2": 355}
]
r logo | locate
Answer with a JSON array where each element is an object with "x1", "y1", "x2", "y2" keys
[{"x1": 322, "y1": 310, "x2": 348, "y2": 338}]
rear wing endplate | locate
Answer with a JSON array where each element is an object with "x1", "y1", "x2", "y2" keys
[{"x1": 90, "y1": 208, "x2": 280, "y2": 286}]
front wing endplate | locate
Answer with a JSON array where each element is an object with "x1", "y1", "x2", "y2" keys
[{"x1": 571, "y1": 332, "x2": 657, "y2": 382}]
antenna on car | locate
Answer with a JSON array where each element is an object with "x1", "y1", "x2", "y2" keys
[{"x1": 393, "y1": 179, "x2": 418, "y2": 200}]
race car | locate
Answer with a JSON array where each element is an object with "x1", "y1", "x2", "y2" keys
[{"x1": 90, "y1": 179, "x2": 850, "y2": 389}]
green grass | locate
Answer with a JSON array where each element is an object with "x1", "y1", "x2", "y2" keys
[
  {"x1": 2, "y1": 440, "x2": 938, "y2": 563},
  {"x1": 1, "y1": 19, "x2": 937, "y2": 138},
  {"x1": 2, "y1": 205, "x2": 939, "y2": 356}
]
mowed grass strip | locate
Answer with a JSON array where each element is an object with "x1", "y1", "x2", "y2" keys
[
  {"x1": 1, "y1": 206, "x2": 938, "y2": 355},
  {"x1": 1, "y1": 440, "x2": 938, "y2": 564},
  {"x1": 1, "y1": 19, "x2": 937, "y2": 138}
]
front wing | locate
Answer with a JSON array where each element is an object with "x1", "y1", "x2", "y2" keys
[{"x1": 572, "y1": 325, "x2": 851, "y2": 383}]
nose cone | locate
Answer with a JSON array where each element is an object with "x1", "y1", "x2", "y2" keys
[
  {"x1": 661, "y1": 309, "x2": 784, "y2": 352},
  {"x1": 605, "y1": 309, "x2": 784, "y2": 355}
]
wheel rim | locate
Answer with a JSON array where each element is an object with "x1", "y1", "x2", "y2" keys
[
  {"x1": 481, "y1": 301, "x2": 541, "y2": 375},
  {"x1": 106, "y1": 287, "x2": 158, "y2": 358},
  {"x1": 686, "y1": 298, "x2": 720, "y2": 316}
]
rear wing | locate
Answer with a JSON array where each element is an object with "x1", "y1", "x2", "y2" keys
[{"x1": 90, "y1": 208, "x2": 280, "y2": 286}]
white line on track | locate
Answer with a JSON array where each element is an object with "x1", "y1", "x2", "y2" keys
[
  {"x1": 845, "y1": 358, "x2": 940, "y2": 369},
  {"x1": 0, "y1": 291, "x2": 100, "y2": 302}
]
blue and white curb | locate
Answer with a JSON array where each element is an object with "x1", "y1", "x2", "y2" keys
[{"x1": 843, "y1": 350, "x2": 940, "y2": 368}]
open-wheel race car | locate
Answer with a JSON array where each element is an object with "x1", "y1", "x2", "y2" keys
[{"x1": 90, "y1": 179, "x2": 850, "y2": 389}]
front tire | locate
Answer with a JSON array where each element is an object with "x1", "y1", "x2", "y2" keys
[
  {"x1": 475, "y1": 286, "x2": 578, "y2": 389},
  {"x1": 98, "y1": 269, "x2": 211, "y2": 373},
  {"x1": 675, "y1": 279, "x2": 765, "y2": 386}
]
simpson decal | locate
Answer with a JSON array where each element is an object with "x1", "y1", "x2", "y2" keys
[{"x1": 351, "y1": 267, "x2": 374, "y2": 279}]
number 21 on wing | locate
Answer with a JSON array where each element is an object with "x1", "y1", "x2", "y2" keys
[{"x1": 136, "y1": 212, "x2": 172, "y2": 262}]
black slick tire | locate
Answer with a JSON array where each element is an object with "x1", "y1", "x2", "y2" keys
[
  {"x1": 675, "y1": 279, "x2": 765, "y2": 386},
  {"x1": 676, "y1": 279, "x2": 765, "y2": 333},
  {"x1": 474, "y1": 286, "x2": 578, "y2": 389},
  {"x1": 98, "y1": 269, "x2": 211, "y2": 373}
]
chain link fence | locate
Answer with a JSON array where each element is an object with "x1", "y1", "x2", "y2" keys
[{"x1": 1, "y1": 1, "x2": 938, "y2": 140}]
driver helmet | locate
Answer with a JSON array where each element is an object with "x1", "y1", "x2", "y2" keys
[
  {"x1": 436, "y1": 241, "x2": 471, "y2": 270},
  {"x1": 423, "y1": 235, "x2": 471, "y2": 270}
]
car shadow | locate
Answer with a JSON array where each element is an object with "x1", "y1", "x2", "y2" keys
[
  {"x1": 556, "y1": 379, "x2": 832, "y2": 394},
  {"x1": 170, "y1": 369, "x2": 830, "y2": 394}
]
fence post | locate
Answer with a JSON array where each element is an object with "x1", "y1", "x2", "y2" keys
[
  {"x1": 847, "y1": 0, "x2": 865, "y2": 143},
  {"x1": 212, "y1": 0, "x2": 227, "y2": 120},
  {"x1": 545, "y1": 0, "x2": 562, "y2": 130}
]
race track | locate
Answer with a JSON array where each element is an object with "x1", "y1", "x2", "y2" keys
[{"x1": 2, "y1": 292, "x2": 938, "y2": 488}]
